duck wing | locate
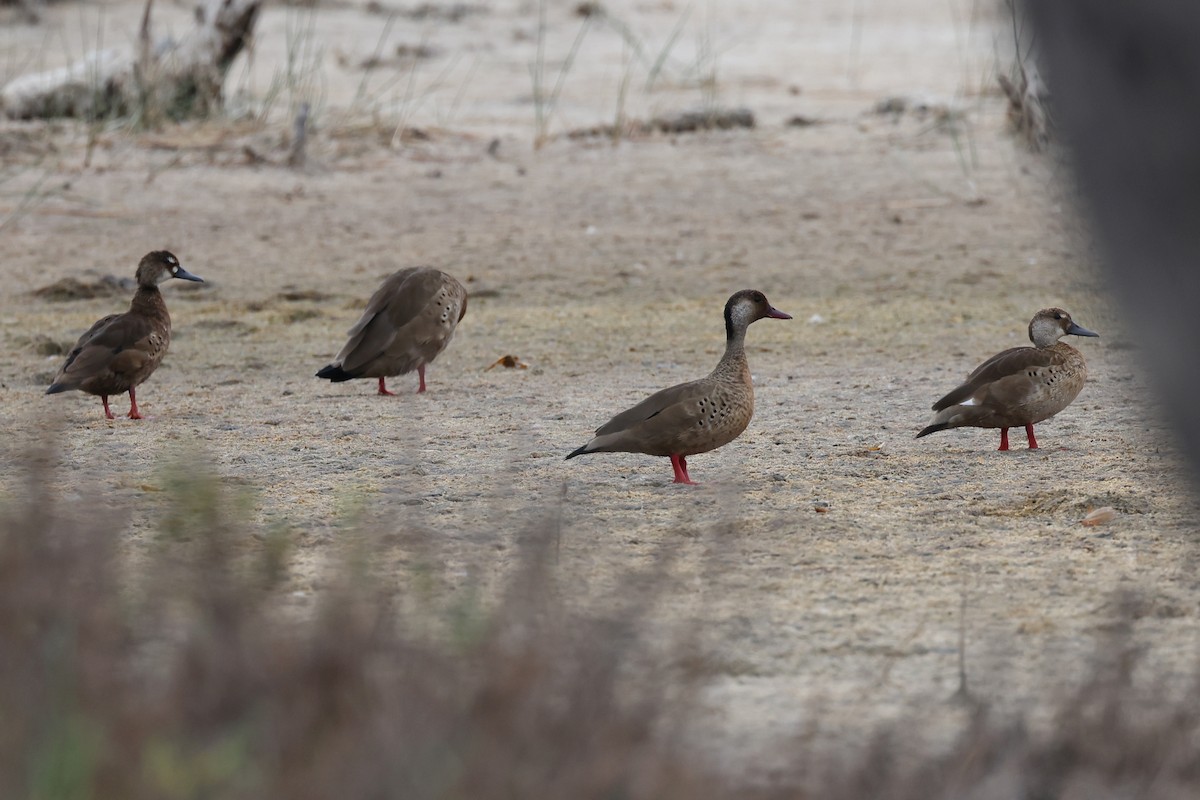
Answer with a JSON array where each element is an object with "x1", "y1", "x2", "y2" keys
[
  {"x1": 594, "y1": 378, "x2": 708, "y2": 437},
  {"x1": 49, "y1": 312, "x2": 157, "y2": 391},
  {"x1": 932, "y1": 346, "x2": 1055, "y2": 410}
]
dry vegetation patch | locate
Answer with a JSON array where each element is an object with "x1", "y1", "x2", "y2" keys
[{"x1": 2, "y1": 457, "x2": 1200, "y2": 798}]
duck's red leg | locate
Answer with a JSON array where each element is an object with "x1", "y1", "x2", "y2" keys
[
  {"x1": 101, "y1": 395, "x2": 114, "y2": 420},
  {"x1": 416, "y1": 365, "x2": 427, "y2": 394},
  {"x1": 377, "y1": 377, "x2": 396, "y2": 396},
  {"x1": 127, "y1": 387, "x2": 143, "y2": 419},
  {"x1": 998, "y1": 427, "x2": 1010, "y2": 451},
  {"x1": 670, "y1": 454, "x2": 698, "y2": 485},
  {"x1": 1024, "y1": 423, "x2": 1039, "y2": 449}
]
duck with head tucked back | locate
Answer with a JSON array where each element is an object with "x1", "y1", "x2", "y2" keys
[
  {"x1": 316, "y1": 267, "x2": 468, "y2": 395},
  {"x1": 46, "y1": 250, "x2": 203, "y2": 420},
  {"x1": 916, "y1": 307, "x2": 1099, "y2": 450},
  {"x1": 566, "y1": 289, "x2": 791, "y2": 485}
]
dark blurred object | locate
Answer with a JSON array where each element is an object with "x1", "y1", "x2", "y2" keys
[{"x1": 1028, "y1": 2, "x2": 1200, "y2": 477}]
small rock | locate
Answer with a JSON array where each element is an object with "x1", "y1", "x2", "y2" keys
[{"x1": 1081, "y1": 506, "x2": 1119, "y2": 527}]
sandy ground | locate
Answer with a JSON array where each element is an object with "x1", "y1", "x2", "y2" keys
[{"x1": 2, "y1": 0, "x2": 1199, "y2": 784}]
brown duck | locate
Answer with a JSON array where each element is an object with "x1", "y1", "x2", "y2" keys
[
  {"x1": 46, "y1": 251, "x2": 203, "y2": 420},
  {"x1": 316, "y1": 267, "x2": 467, "y2": 395},
  {"x1": 916, "y1": 307, "x2": 1099, "y2": 450},
  {"x1": 566, "y1": 289, "x2": 791, "y2": 484}
]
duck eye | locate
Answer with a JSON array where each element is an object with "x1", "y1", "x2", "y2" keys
[{"x1": 1054, "y1": 312, "x2": 1063, "y2": 320}]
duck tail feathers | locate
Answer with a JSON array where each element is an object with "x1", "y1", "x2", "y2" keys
[
  {"x1": 565, "y1": 444, "x2": 591, "y2": 460},
  {"x1": 316, "y1": 364, "x2": 355, "y2": 382},
  {"x1": 915, "y1": 423, "x2": 949, "y2": 439}
]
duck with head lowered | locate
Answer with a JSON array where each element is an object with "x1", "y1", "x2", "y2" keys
[
  {"x1": 566, "y1": 289, "x2": 791, "y2": 485},
  {"x1": 316, "y1": 267, "x2": 468, "y2": 395},
  {"x1": 46, "y1": 250, "x2": 203, "y2": 420},
  {"x1": 916, "y1": 307, "x2": 1099, "y2": 450}
]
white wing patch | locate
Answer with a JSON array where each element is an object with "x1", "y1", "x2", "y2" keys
[{"x1": 960, "y1": 397, "x2": 980, "y2": 406}]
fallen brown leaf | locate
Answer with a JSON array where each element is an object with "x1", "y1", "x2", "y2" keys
[{"x1": 485, "y1": 355, "x2": 529, "y2": 371}]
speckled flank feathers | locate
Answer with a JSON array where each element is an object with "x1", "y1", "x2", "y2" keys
[
  {"x1": 916, "y1": 307, "x2": 1099, "y2": 450},
  {"x1": 566, "y1": 289, "x2": 791, "y2": 484},
  {"x1": 316, "y1": 267, "x2": 467, "y2": 395},
  {"x1": 45, "y1": 251, "x2": 203, "y2": 420}
]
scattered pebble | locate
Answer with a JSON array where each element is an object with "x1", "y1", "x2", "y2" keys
[{"x1": 1081, "y1": 507, "x2": 1119, "y2": 527}]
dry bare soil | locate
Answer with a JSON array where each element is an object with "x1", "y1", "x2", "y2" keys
[{"x1": 2, "y1": 0, "x2": 1198, "y2": 782}]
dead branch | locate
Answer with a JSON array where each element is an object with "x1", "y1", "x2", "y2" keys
[
  {"x1": 1, "y1": 0, "x2": 261, "y2": 121},
  {"x1": 999, "y1": 66, "x2": 1051, "y2": 151},
  {"x1": 288, "y1": 102, "x2": 310, "y2": 169}
]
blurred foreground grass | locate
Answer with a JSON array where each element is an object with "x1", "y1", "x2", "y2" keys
[{"x1": 1, "y1": 450, "x2": 1199, "y2": 799}]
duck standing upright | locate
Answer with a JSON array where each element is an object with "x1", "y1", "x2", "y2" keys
[
  {"x1": 316, "y1": 267, "x2": 468, "y2": 395},
  {"x1": 916, "y1": 307, "x2": 1099, "y2": 450},
  {"x1": 566, "y1": 290, "x2": 791, "y2": 484},
  {"x1": 46, "y1": 250, "x2": 203, "y2": 420}
]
